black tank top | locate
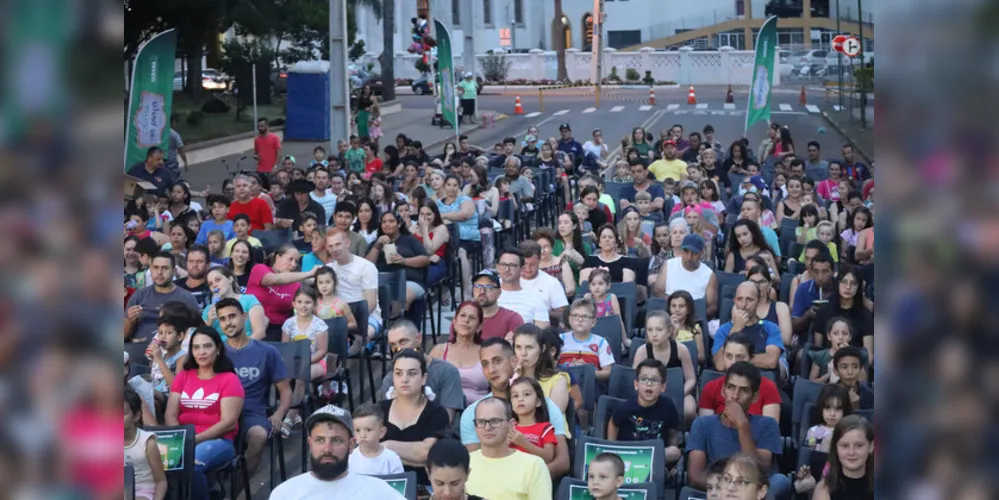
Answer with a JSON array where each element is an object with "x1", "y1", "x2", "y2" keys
[
  {"x1": 645, "y1": 339, "x2": 681, "y2": 369},
  {"x1": 763, "y1": 301, "x2": 779, "y2": 324},
  {"x1": 830, "y1": 474, "x2": 873, "y2": 500}
]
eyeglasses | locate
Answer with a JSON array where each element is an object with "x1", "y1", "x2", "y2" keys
[
  {"x1": 472, "y1": 283, "x2": 498, "y2": 291},
  {"x1": 749, "y1": 278, "x2": 769, "y2": 287},
  {"x1": 497, "y1": 262, "x2": 520, "y2": 269},
  {"x1": 637, "y1": 377, "x2": 663, "y2": 386},
  {"x1": 719, "y1": 475, "x2": 756, "y2": 489},
  {"x1": 569, "y1": 313, "x2": 594, "y2": 321},
  {"x1": 473, "y1": 418, "x2": 507, "y2": 429}
]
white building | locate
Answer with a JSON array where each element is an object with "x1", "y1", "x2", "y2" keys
[{"x1": 354, "y1": 0, "x2": 873, "y2": 55}]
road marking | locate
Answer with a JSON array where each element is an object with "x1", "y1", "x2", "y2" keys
[
  {"x1": 724, "y1": 103, "x2": 736, "y2": 110},
  {"x1": 583, "y1": 107, "x2": 597, "y2": 113},
  {"x1": 553, "y1": 109, "x2": 570, "y2": 116},
  {"x1": 524, "y1": 111, "x2": 542, "y2": 118},
  {"x1": 779, "y1": 104, "x2": 793, "y2": 111},
  {"x1": 666, "y1": 104, "x2": 680, "y2": 111},
  {"x1": 696, "y1": 103, "x2": 708, "y2": 109},
  {"x1": 805, "y1": 105, "x2": 820, "y2": 113},
  {"x1": 611, "y1": 106, "x2": 625, "y2": 112},
  {"x1": 607, "y1": 110, "x2": 666, "y2": 161},
  {"x1": 832, "y1": 105, "x2": 842, "y2": 111},
  {"x1": 638, "y1": 105, "x2": 652, "y2": 111},
  {"x1": 772, "y1": 111, "x2": 807, "y2": 115}
]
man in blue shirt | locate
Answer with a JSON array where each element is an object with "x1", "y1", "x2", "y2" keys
[
  {"x1": 556, "y1": 123, "x2": 584, "y2": 163},
  {"x1": 712, "y1": 281, "x2": 787, "y2": 381},
  {"x1": 840, "y1": 144, "x2": 871, "y2": 181},
  {"x1": 686, "y1": 362, "x2": 790, "y2": 499},
  {"x1": 791, "y1": 251, "x2": 836, "y2": 337},
  {"x1": 619, "y1": 162, "x2": 667, "y2": 213},
  {"x1": 216, "y1": 298, "x2": 292, "y2": 476},
  {"x1": 126, "y1": 146, "x2": 174, "y2": 197}
]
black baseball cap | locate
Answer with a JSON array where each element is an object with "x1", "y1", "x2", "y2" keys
[{"x1": 559, "y1": 123, "x2": 571, "y2": 131}]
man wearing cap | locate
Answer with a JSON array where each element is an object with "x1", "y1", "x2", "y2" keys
[
  {"x1": 269, "y1": 407, "x2": 405, "y2": 498},
  {"x1": 457, "y1": 71, "x2": 478, "y2": 124},
  {"x1": 669, "y1": 180, "x2": 720, "y2": 232},
  {"x1": 275, "y1": 179, "x2": 326, "y2": 230},
  {"x1": 556, "y1": 124, "x2": 584, "y2": 165},
  {"x1": 648, "y1": 139, "x2": 688, "y2": 183},
  {"x1": 655, "y1": 234, "x2": 718, "y2": 318},
  {"x1": 520, "y1": 134, "x2": 540, "y2": 157},
  {"x1": 472, "y1": 269, "x2": 527, "y2": 341},
  {"x1": 278, "y1": 155, "x2": 296, "y2": 172}
]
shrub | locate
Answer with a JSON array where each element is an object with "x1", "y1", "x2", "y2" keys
[
  {"x1": 185, "y1": 111, "x2": 205, "y2": 126},
  {"x1": 480, "y1": 53, "x2": 512, "y2": 83},
  {"x1": 348, "y1": 39, "x2": 366, "y2": 61},
  {"x1": 642, "y1": 70, "x2": 655, "y2": 85},
  {"x1": 626, "y1": 68, "x2": 641, "y2": 82},
  {"x1": 609, "y1": 66, "x2": 620, "y2": 82}
]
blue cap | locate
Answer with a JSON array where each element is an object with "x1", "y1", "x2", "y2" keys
[
  {"x1": 680, "y1": 233, "x2": 705, "y2": 254},
  {"x1": 749, "y1": 175, "x2": 766, "y2": 192}
]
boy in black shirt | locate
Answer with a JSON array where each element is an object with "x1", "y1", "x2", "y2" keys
[
  {"x1": 833, "y1": 346, "x2": 874, "y2": 409},
  {"x1": 607, "y1": 359, "x2": 683, "y2": 465}
]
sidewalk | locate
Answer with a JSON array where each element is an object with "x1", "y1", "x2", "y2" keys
[
  {"x1": 181, "y1": 108, "x2": 504, "y2": 192},
  {"x1": 822, "y1": 109, "x2": 874, "y2": 163}
]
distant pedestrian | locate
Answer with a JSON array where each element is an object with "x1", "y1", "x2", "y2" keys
[
  {"x1": 166, "y1": 114, "x2": 189, "y2": 176},
  {"x1": 254, "y1": 117, "x2": 282, "y2": 173},
  {"x1": 457, "y1": 72, "x2": 478, "y2": 124}
]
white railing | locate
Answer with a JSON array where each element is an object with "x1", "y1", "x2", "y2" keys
[{"x1": 388, "y1": 46, "x2": 782, "y2": 86}]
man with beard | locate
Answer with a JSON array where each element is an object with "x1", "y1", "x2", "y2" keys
[
  {"x1": 460, "y1": 338, "x2": 570, "y2": 480},
  {"x1": 503, "y1": 155, "x2": 535, "y2": 202},
  {"x1": 175, "y1": 245, "x2": 212, "y2": 308},
  {"x1": 269, "y1": 407, "x2": 405, "y2": 498},
  {"x1": 655, "y1": 234, "x2": 718, "y2": 318},
  {"x1": 217, "y1": 298, "x2": 292, "y2": 476},
  {"x1": 648, "y1": 139, "x2": 688, "y2": 183},
  {"x1": 472, "y1": 270, "x2": 525, "y2": 341},
  {"x1": 125, "y1": 252, "x2": 199, "y2": 341},
  {"x1": 309, "y1": 167, "x2": 338, "y2": 224}
]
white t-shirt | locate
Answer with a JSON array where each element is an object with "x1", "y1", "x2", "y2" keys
[
  {"x1": 268, "y1": 471, "x2": 406, "y2": 499},
  {"x1": 583, "y1": 140, "x2": 608, "y2": 159},
  {"x1": 497, "y1": 287, "x2": 550, "y2": 325},
  {"x1": 328, "y1": 256, "x2": 381, "y2": 318},
  {"x1": 519, "y1": 273, "x2": 569, "y2": 313},
  {"x1": 348, "y1": 446, "x2": 404, "y2": 476}
]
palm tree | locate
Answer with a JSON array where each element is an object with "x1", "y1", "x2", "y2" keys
[{"x1": 554, "y1": 0, "x2": 568, "y2": 82}]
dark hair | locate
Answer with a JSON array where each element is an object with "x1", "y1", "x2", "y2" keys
[
  {"x1": 799, "y1": 204, "x2": 820, "y2": 227},
  {"x1": 151, "y1": 250, "x2": 176, "y2": 270},
  {"x1": 352, "y1": 403, "x2": 385, "y2": 425},
  {"x1": 635, "y1": 358, "x2": 667, "y2": 382},
  {"x1": 833, "y1": 346, "x2": 864, "y2": 368},
  {"x1": 157, "y1": 313, "x2": 191, "y2": 333},
  {"x1": 417, "y1": 199, "x2": 446, "y2": 228},
  {"x1": 512, "y1": 324, "x2": 559, "y2": 380},
  {"x1": 206, "y1": 266, "x2": 241, "y2": 295},
  {"x1": 314, "y1": 267, "x2": 339, "y2": 298},
  {"x1": 722, "y1": 333, "x2": 756, "y2": 356},
  {"x1": 146, "y1": 147, "x2": 163, "y2": 158},
  {"x1": 804, "y1": 239, "x2": 831, "y2": 259},
  {"x1": 186, "y1": 244, "x2": 210, "y2": 264},
  {"x1": 215, "y1": 297, "x2": 245, "y2": 316},
  {"x1": 265, "y1": 243, "x2": 300, "y2": 268},
  {"x1": 168, "y1": 222, "x2": 196, "y2": 250},
  {"x1": 728, "y1": 219, "x2": 776, "y2": 256},
  {"x1": 226, "y1": 239, "x2": 259, "y2": 273},
  {"x1": 706, "y1": 457, "x2": 729, "y2": 478},
  {"x1": 649, "y1": 221, "x2": 674, "y2": 256},
  {"x1": 298, "y1": 211, "x2": 319, "y2": 230},
  {"x1": 392, "y1": 348, "x2": 428, "y2": 374},
  {"x1": 851, "y1": 206, "x2": 873, "y2": 230},
  {"x1": 728, "y1": 140, "x2": 749, "y2": 160},
  {"x1": 481, "y1": 337, "x2": 515, "y2": 357},
  {"x1": 725, "y1": 361, "x2": 762, "y2": 394},
  {"x1": 124, "y1": 387, "x2": 143, "y2": 425},
  {"x1": 812, "y1": 384, "x2": 854, "y2": 427},
  {"x1": 698, "y1": 180, "x2": 720, "y2": 201},
  {"x1": 447, "y1": 301, "x2": 484, "y2": 344},
  {"x1": 353, "y1": 198, "x2": 379, "y2": 233},
  {"x1": 666, "y1": 291, "x2": 698, "y2": 330},
  {"x1": 334, "y1": 200, "x2": 357, "y2": 217},
  {"x1": 497, "y1": 247, "x2": 525, "y2": 266},
  {"x1": 591, "y1": 452, "x2": 626, "y2": 478},
  {"x1": 206, "y1": 194, "x2": 231, "y2": 209},
  {"x1": 825, "y1": 415, "x2": 875, "y2": 494},
  {"x1": 518, "y1": 239, "x2": 542, "y2": 259},
  {"x1": 181, "y1": 325, "x2": 235, "y2": 373},
  {"x1": 169, "y1": 182, "x2": 192, "y2": 206},
  {"x1": 845, "y1": 190, "x2": 863, "y2": 203},
  {"x1": 745, "y1": 264, "x2": 772, "y2": 285},
  {"x1": 810, "y1": 250, "x2": 835, "y2": 269},
  {"x1": 377, "y1": 210, "x2": 410, "y2": 237},
  {"x1": 232, "y1": 214, "x2": 252, "y2": 226},
  {"x1": 556, "y1": 211, "x2": 586, "y2": 257},
  {"x1": 426, "y1": 438, "x2": 472, "y2": 472},
  {"x1": 595, "y1": 223, "x2": 623, "y2": 253},
  {"x1": 510, "y1": 377, "x2": 551, "y2": 424},
  {"x1": 835, "y1": 265, "x2": 865, "y2": 308},
  {"x1": 579, "y1": 185, "x2": 601, "y2": 202},
  {"x1": 159, "y1": 300, "x2": 201, "y2": 327}
]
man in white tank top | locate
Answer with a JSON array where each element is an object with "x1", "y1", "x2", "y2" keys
[{"x1": 657, "y1": 234, "x2": 718, "y2": 319}]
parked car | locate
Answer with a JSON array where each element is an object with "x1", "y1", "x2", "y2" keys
[
  {"x1": 411, "y1": 75, "x2": 432, "y2": 95},
  {"x1": 271, "y1": 68, "x2": 288, "y2": 94},
  {"x1": 172, "y1": 68, "x2": 229, "y2": 92},
  {"x1": 801, "y1": 49, "x2": 830, "y2": 66}
]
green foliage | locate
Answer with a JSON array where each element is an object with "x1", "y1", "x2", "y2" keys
[
  {"x1": 854, "y1": 60, "x2": 874, "y2": 92},
  {"x1": 218, "y1": 38, "x2": 276, "y2": 80},
  {"x1": 349, "y1": 39, "x2": 367, "y2": 61},
  {"x1": 642, "y1": 70, "x2": 654, "y2": 85},
  {"x1": 186, "y1": 111, "x2": 205, "y2": 127},
  {"x1": 609, "y1": 66, "x2": 620, "y2": 82},
  {"x1": 481, "y1": 54, "x2": 512, "y2": 83},
  {"x1": 626, "y1": 68, "x2": 641, "y2": 82}
]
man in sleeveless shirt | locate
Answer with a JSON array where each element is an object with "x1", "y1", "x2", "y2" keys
[{"x1": 655, "y1": 234, "x2": 718, "y2": 319}]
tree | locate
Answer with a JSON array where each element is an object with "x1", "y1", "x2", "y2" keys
[
  {"x1": 272, "y1": 0, "x2": 382, "y2": 67},
  {"x1": 554, "y1": 0, "x2": 568, "y2": 82},
  {"x1": 380, "y1": 0, "x2": 396, "y2": 101}
]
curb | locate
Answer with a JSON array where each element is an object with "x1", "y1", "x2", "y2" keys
[
  {"x1": 422, "y1": 113, "x2": 510, "y2": 152},
  {"x1": 821, "y1": 111, "x2": 872, "y2": 164},
  {"x1": 186, "y1": 126, "x2": 285, "y2": 153}
]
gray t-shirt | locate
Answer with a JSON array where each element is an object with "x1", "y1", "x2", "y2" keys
[
  {"x1": 805, "y1": 160, "x2": 830, "y2": 182},
  {"x1": 508, "y1": 176, "x2": 535, "y2": 200},
  {"x1": 379, "y1": 356, "x2": 465, "y2": 410},
  {"x1": 126, "y1": 285, "x2": 200, "y2": 341},
  {"x1": 167, "y1": 129, "x2": 184, "y2": 164}
]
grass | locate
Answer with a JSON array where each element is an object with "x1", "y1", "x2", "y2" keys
[{"x1": 172, "y1": 93, "x2": 287, "y2": 144}]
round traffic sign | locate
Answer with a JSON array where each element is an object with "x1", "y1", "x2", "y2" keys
[{"x1": 842, "y1": 36, "x2": 862, "y2": 57}]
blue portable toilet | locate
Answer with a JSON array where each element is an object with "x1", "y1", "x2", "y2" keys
[{"x1": 284, "y1": 61, "x2": 330, "y2": 141}]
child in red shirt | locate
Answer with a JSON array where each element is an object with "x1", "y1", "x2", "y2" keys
[{"x1": 508, "y1": 377, "x2": 557, "y2": 464}]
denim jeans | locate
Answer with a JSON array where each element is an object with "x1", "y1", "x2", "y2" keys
[
  {"x1": 768, "y1": 472, "x2": 792, "y2": 500},
  {"x1": 192, "y1": 438, "x2": 235, "y2": 500}
]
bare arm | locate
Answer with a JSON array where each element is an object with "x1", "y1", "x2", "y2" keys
[
  {"x1": 560, "y1": 261, "x2": 576, "y2": 298},
  {"x1": 595, "y1": 365, "x2": 612, "y2": 382},
  {"x1": 547, "y1": 375, "x2": 570, "y2": 414},
  {"x1": 724, "y1": 251, "x2": 735, "y2": 272},
  {"x1": 809, "y1": 362, "x2": 830, "y2": 383},
  {"x1": 547, "y1": 435, "x2": 570, "y2": 480},
  {"x1": 338, "y1": 301, "x2": 358, "y2": 332},
  {"x1": 812, "y1": 479, "x2": 832, "y2": 500},
  {"x1": 194, "y1": 397, "x2": 244, "y2": 444},
  {"x1": 776, "y1": 302, "x2": 793, "y2": 347},
  {"x1": 312, "y1": 331, "x2": 329, "y2": 364},
  {"x1": 420, "y1": 225, "x2": 449, "y2": 254},
  {"x1": 165, "y1": 393, "x2": 181, "y2": 426},
  {"x1": 363, "y1": 289, "x2": 378, "y2": 316},
  {"x1": 440, "y1": 200, "x2": 476, "y2": 222},
  {"x1": 752, "y1": 345, "x2": 782, "y2": 370},
  {"x1": 383, "y1": 438, "x2": 437, "y2": 467},
  {"x1": 260, "y1": 268, "x2": 316, "y2": 287},
  {"x1": 678, "y1": 343, "x2": 696, "y2": 397},
  {"x1": 272, "y1": 379, "x2": 292, "y2": 424},
  {"x1": 146, "y1": 437, "x2": 169, "y2": 500},
  {"x1": 694, "y1": 325, "x2": 706, "y2": 364},
  {"x1": 687, "y1": 450, "x2": 709, "y2": 490},
  {"x1": 705, "y1": 273, "x2": 719, "y2": 319},
  {"x1": 606, "y1": 418, "x2": 619, "y2": 441},
  {"x1": 248, "y1": 304, "x2": 269, "y2": 341},
  {"x1": 621, "y1": 268, "x2": 636, "y2": 283},
  {"x1": 855, "y1": 231, "x2": 873, "y2": 262}
]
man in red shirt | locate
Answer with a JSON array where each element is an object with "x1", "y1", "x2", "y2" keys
[
  {"x1": 228, "y1": 174, "x2": 274, "y2": 232},
  {"x1": 472, "y1": 270, "x2": 525, "y2": 341},
  {"x1": 698, "y1": 332, "x2": 782, "y2": 424},
  {"x1": 254, "y1": 117, "x2": 282, "y2": 173}
]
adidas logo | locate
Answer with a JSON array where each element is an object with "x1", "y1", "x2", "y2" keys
[{"x1": 181, "y1": 388, "x2": 221, "y2": 409}]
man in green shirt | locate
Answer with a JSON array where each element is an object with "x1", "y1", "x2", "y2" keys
[{"x1": 457, "y1": 72, "x2": 478, "y2": 124}]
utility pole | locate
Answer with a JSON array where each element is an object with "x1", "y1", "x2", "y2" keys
[
  {"x1": 460, "y1": 0, "x2": 474, "y2": 73},
  {"x1": 329, "y1": 0, "x2": 350, "y2": 148},
  {"x1": 856, "y1": 0, "x2": 867, "y2": 129},
  {"x1": 836, "y1": 0, "x2": 843, "y2": 110},
  {"x1": 507, "y1": 3, "x2": 517, "y2": 51},
  {"x1": 590, "y1": 0, "x2": 603, "y2": 87}
]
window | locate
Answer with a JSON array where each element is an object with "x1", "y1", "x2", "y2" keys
[
  {"x1": 452, "y1": 0, "x2": 460, "y2": 25},
  {"x1": 483, "y1": 0, "x2": 492, "y2": 25},
  {"x1": 514, "y1": 0, "x2": 524, "y2": 25},
  {"x1": 607, "y1": 30, "x2": 642, "y2": 49}
]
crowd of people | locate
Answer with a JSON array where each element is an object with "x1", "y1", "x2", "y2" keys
[{"x1": 123, "y1": 114, "x2": 874, "y2": 500}]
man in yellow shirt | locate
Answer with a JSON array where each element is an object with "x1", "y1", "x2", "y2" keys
[
  {"x1": 648, "y1": 139, "x2": 689, "y2": 183},
  {"x1": 465, "y1": 398, "x2": 552, "y2": 500}
]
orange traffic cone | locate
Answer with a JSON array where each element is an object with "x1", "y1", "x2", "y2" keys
[
  {"x1": 725, "y1": 84, "x2": 734, "y2": 104},
  {"x1": 514, "y1": 95, "x2": 524, "y2": 115},
  {"x1": 649, "y1": 87, "x2": 656, "y2": 105},
  {"x1": 799, "y1": 86, "x2": 807, "y2": 105},
  {"x1": 687, "y1": 85, "x2": 697, "y2": 105}
]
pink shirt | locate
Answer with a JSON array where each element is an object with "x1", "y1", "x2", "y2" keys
[
  {"x1": 816, "y1": 179, "x2": 840, "y2": 201},
  {"x1": 245, "y1": 263, "x2": 300, "y2": 326},
  {"x1": 63, "y1": 406, "x2": 123, "y2": 495},
  {"x1": 254, "y1": 133, "x2": 281, "y2": 173},
  {"x1": 170, "y1": 369, "x2": 245, "y2": 441}
]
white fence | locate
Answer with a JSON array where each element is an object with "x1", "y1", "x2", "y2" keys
[{"x1": 387, "y1": 46, "x2": 781, "y2": 87}]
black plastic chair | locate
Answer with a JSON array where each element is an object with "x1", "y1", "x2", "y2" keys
[
  {"x1": 268, "y1": 339, "x2": 313, "y2": 472},
  {"x1": 608, "y1": 364, "x2": 638, "y2": 401},
  {"x1": 563, "y1": 363, "x2": 598, "y2": 413},
  {"x1": 791, "y1": 378, "x2": 824, "y2": 447},
  {"x1": 375, "y1": 471, "x2": 419, "y2": 500},
  {"x1": 556, "y1": 477, "x2": 658, "y2": 500},
  {"x1": 254, "y1": 228, "x2": 293, "y2": 254},
  {"x1": 315, "y1": 316, "x2": 354, "y2": 411},
  {"x1": 124, "y1": 465, "x2": 135, "y2": 500},
  {"x1": 572, "y1": 436, "x2": 667, "y2": 496},
  {"x1": 147, "y1": 425, "x2": 196, "y2": 500},
  {"x1": 593, "y1": 315, "x2": 625, "y2": 363},
  {"x1": 592, "y1": 395, "x2": 624, "y2": 439}
]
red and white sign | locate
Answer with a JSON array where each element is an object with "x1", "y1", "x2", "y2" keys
[
  {"x1": 833, "y1": 35, "x2": 862, "y2": 58},
  {"x1": 831, "y1": 35, "x2": 848, "y2": 53}
]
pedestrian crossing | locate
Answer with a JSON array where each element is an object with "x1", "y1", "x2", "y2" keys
[{"x1": 518, "y1": 102, "x2": 827, "y2": 119}]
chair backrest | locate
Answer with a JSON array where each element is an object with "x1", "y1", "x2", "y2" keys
[
  {"x1": 721, "y1": 284, "x2": 738, "y2": 300},
  {"x1": 497, "y1": 198, "x2": 516, "y2": 222},
  {"x1": 693, "y1": 298, "x2": 707, "y2": 323},
  {"x1": 129, "y1": 362, "x2": 151, "y2": 377},
  {"x1": 610, "y1": 280, "x2": 639, "y2": 336},
  {"x1": 593, "y1": 395, "x2": 625, "y2": 439},
  {"x1": 124, "y1": 342, "x2": 150, "y2": 367},
  {"x1": 603, "y1": 182, "x2": 630, "y2": 203},
  {"x1": 792, "y1": 378, "x2": 824, "y2": 439},
  {"x1": 267, "y1": 340, "x2": 313, "y2": 408},
  {"x1": 719, "y1": 297, "x2": 735, "y2": 324},
  {"x1": 678, "y1": 486, "x2": 707, "y2": 500},
  {"x1": 593, "y1": 315, "x2": 624, "y2": 362},
  {"x1": 714, "y1": 271, "x2": 746, "y2": 304},
  {"x1": 148, "y1": 424, "x2": 196, "y2": 500},
  {"x1": 255, "y1": 229, "x2": 293, "y2": 254},
  {"x1": 699, "y1": 369, "x2": 724, "y2": 398},
  {"x1": 563, "y1": 364, "x2": 598, "y2": 412},
  {"x1": 376, "y1": 471, "x2": 418, "y2": 500},
  {"x1": 665, "y1": 367, "x2": 685, "y2": 423},
  {"x1": 348, "y1": 300, "x2": 369, "y2": 334},
  {"x1": 797, "y1": 447, "x2": 830, "y2": 484},
  {"x1": 573, "y1": 435, "x2": 666, "y2": 496},
  {"x1": 378, "y1": 270, "x2": 407, "y2": 321},
  {"x1": 556, "y1": 477, "x2": 658, "y2": 500},
  {"x1": 779, "y1": 272, "x2": 795, "y2": 303},
  {"x1": 856, "y1": 408, "x2": 874, "y2": 424},
  {"x1": 623, "y1": 257, "x2": 650, "y2": 299},
  {"x1": 324, "y1": 317, "x2": 350, "y2": 363},
  {"x1": 681, "y1": 339, "x2": 699, "y2": 373},
  {"x1": 124, "y1": 465, "x2": 135, "y2": 500},
  {"x1": 608, "y1": 365, "x2": 637, "y2": 400}
]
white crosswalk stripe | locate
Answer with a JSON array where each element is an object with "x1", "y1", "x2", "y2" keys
[
  {"x1": 611, "y1": 106, "x2": 625, "y2": 112},
  {"x1": 666, "y1": 104, "x2": 680, "y2": 111},
  {"x1": 553, "y1": 109, "x2": 570, "y2": 116},
  {"x1": 805, "y1": 105, "x2": 820, "y2": 113},
  {"x1": 696, "y1": 103, "x2": 708, "y2": 109},
  {"x1": 525, "y1": 111, "x2": 542, "y2": 118},
  {"x1": 582, "y1": 107, "x2": 597, "y2": 113},
  {"x1": 832, "y1": 105, "x2": 842, "y2": 111},
  {"x1": 779, "y1": 104, "x2": 793, "y2": 111},
  {"x1": 638, "y1": 105, "x2": 652, "y2": 111},
  {"x1": 724, "y1": 103, "x2": 736, "y2": 109},
  {"x1": 512, "y1": 103, "x2": 838, "y2": 118}
]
